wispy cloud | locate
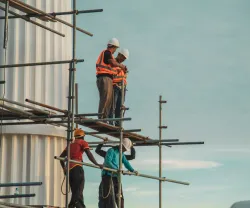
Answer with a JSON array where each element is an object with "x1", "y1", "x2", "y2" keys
[
  {"x1": 124, "y1": 186, "x2": 158, "y2": 196},
  {"x1": 131, "y1": 159, "x2": 222, "y2": 170},
  {"x1": 214, "y1": 148, "x2": 250, "y2": 153}
]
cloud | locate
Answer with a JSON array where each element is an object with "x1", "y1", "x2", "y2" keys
[
  {"x1": 132, "y1": 159, "x2": 222, "y2": 170},
  {"x1": 214, "y1": 148, "x2": 250, "y2": 153},
  {"x1": 124, "y1": 186, "x2": 158, "y2": 197}
]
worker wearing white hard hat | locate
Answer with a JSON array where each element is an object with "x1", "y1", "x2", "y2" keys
[
  {"x1": 108, "y1": 49, "x2": 129, "y2": 126},
  {"x1": 98, "y1": 138, "x2": 138, "y2": 208},
  {"x1": 96, "y1": 38, "x2": 127, "y2": 120}
]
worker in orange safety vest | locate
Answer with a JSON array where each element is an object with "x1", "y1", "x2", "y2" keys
[
  {"x1": 96, "y1": 38, "x2": 127, "y2": 120},
  {"x1": 108, "y1": 49, "x2": 129, "y2": 126}
]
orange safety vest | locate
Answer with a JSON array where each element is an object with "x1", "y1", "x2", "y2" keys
[
  {"x1": 96, "y1": 50, "x2": 117, "y2": 75},
  {"x1": 113, "y1": 67, "x2": 127, "y2": 86}
]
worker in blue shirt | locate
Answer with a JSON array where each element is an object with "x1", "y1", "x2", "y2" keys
[{"x1": 98, "y1": 138, "x2": 138, "y2": 208}]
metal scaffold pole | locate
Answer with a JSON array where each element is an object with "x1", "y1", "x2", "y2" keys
[
  {"x1": 159, "y1": 95, "x2": 167, "y2": 208},
  {"x1": 118, "y1": 80, "x2": 125, "y2": 208},
  {"x1": 65, "y1": 1, "x2": 77, "y2": 207}
]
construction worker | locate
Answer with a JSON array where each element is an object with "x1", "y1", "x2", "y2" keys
[
  {"x1": 108, "y1": 49, "x2": 129, "y2": 126},
  {"x1": 59, "y1": 128, "x2": 103, "y2": 208},
  {"x1": 96, "y1": 38, "x2": 127, "y2": 120},
  {"x1": 98, "y1": 138, "x2": 138, "y2": 208}
]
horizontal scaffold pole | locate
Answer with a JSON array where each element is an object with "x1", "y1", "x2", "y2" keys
[
  {"x1": 0, "y1": 9, "x2": 103, "y2": 19},
  {"x1": 0, "y1": 113, "x2": 101, "y2": 121},
  {"x1": 0, "y1": 182, "x2": 42, "y2": 187},
  {"x1": 0, "y1": 201, "x2": 35, "y2": 208},
  {"x1": 0, "y1": 194, "x2": 35, "y2": 199},
  {"x1": 85, "y1": 129, "x2": 141, "y2": 135},
  {"x1": 54, "y1": 156, "x2": 189, "y2": 185},
  {"x1": 0, "y1": 98, "x2": 55, "y2": 115},
  {"x1": 0, "y1": 5, "x2": 65, "y2": 37},
  {"x1": 0, "y1": 117, "x2": 132, "y2": 125},
  {"x1": 88, "y1": 141, "x2": 204, "y2": 148},
  {"x1": 25, "y1": 98, "x2": 67, "y2": 113},
  {"x1": 0, "y1": 59, "x2": 84, "y2": 69},
  {"x1": 87, "y1": 139, "x2": 179, "y2": 145}
]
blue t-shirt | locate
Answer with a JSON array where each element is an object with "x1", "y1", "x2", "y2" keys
[{"x1": 102, "y1": 147, "x2": 134, "y2": 176}]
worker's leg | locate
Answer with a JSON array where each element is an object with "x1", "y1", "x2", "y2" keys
[
  {"x1": 108, "y1": 86, "x2": 115, "y2": 125},
  {"x1": 99, "y1": 175, "x2": 115, "y2": 208},
  {"x1": 76, "y1": 168, "x2": 86, "y2": 208},
  {"x1": 97, "y1": 77, "x2": 106, "y2": 119},
  {"x1": 97, "y1": 76, "x2": 113, "y2": 119},
  {"x1": 109, "y1": 85, "x2": 119, "y2": 125},
  {"x1": 105, "y1": 77, "x2": 113, "y2": 119},
  {"x1": 112, "y1": 177, "x2": 124, "y2": 208},
  {"x1": 114, "y1": 87, "x2": 122, "y2": 126},
  {"x1": 69, "y1": 166, "x2": 85, "y2": 208},
  {"x1": 68, "y1": 167, "x2": 78, "y2": 207}
]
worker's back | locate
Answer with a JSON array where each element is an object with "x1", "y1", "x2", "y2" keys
[
  {"x1": 230, "y1": 200, "x2": 250, "y2": 208},
  {"x1": 70, "y1": 142, "x2": 83, "y2": 161}
]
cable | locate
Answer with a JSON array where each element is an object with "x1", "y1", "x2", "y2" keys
[{"x1": 61, "y1": 175, "x2": 70, "y2": 195}]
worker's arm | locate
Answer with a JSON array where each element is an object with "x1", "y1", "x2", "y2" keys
[
  {"x1": 95, "y1": 144, "x2": 107, "y2": 158},
  {"x1": 85, "y1": 149, "x2": 102, "y2": 167},
  {"x1": 104, "y1": 148, "x2": 117, "y2": 170},
  {"x1": 108, "y1": 58, "x2": 126, "y2": 70},
  {"x1": 104, "y1": 50, "x2": 126, "y2": 70},
  {"x1": 59, "y1": 149, "x2": 67, "y2": 170},
  {"x1": 122, "y1": 154, "x2": 134, "y2": 172},
  {"x1": 125, "y1": 147, "x2": 136, "y2": 160}
]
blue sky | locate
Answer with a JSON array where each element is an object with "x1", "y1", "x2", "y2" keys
[{"x1": 74, "y1": 0, "x2": 250, "y2": 207}]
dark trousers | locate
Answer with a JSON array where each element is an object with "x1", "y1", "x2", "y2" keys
[
  {"x1": 98, "y1": 175, "x2": 124, "y2": 208},
  {"x1": 97, "y1": 76, "x2": 113, "y2": 119},
  {"x1": 69, "y1": 166, "x2": 85, "y2": 208},
  {"x1": 109, "y1": 85, "x2": 126, "y2": 126}
]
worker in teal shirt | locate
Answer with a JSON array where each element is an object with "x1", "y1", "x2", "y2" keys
[{"x1": 98, "y1": 138, "x2": 138, "y2": 208}]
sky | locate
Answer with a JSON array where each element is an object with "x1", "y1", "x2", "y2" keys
[{"x1": 73, "y1": 0, "x2": 250, "y2": 207}]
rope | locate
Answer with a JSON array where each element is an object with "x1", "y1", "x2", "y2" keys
[
  {"x1": 101, "y1": 175, "x2": 112, "y2": 199},
  {"x1": 101, "y1": 173, "x2": 118, "y2": 208},
  {"x1": 61, "y1": 175, "x2": 71, "y2": 195}
]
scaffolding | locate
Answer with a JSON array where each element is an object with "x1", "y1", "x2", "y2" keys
[{"x1": 0, "y1": 0, "x2": 205, "y2": 208}]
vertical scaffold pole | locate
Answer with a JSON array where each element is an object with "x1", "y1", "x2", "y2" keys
[
  {"x1": 75, "y1": 83, "x2": 79, "y2": 128},
  {"x1": 65, "y1": 1, "x2": 77, "y2": 207},
  {"x1": 3, "y1": 0, "x2": 9, "y2": 49},
  {"x1": 159, "y1": 95, "x2": 162, "y2": 208},
  {"x1": 118, "y1": 80, "x2": 125, "y2": 208},
  {"x1": 159, "y1": 95, "x2": 167, "y2": 208}
]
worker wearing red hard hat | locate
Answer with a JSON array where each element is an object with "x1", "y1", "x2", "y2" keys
[{"x1": 60, "y1": 128, "x2": 103, "y2": 208}]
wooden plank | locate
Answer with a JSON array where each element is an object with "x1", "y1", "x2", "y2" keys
[
  {"x1": 76, "y1": 117, "x2": 150, "y2": 142},
  {"x1": 0, "y1": 0, "x2": 56, "y2": 22}
]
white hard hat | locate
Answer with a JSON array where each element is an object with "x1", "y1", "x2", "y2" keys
[
  {"x1": 107, "y1": 38, "x2": 120, "y2": 48},
  {"x1": 122, "y1": 138, "x2": 132, "y2": 151},
  {"x1": 119, "y1": 49, "x2": 129, "y2": 59}
]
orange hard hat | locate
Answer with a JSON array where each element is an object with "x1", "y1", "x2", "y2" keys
[{"x1": 74, "y1": 128, "x2": 85, "y2": 138}]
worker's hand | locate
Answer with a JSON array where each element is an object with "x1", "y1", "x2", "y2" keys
[
  {"x1": 133, "y1": 170, "x2": 139, "y2": 176},
  {"x1": 120, "y1": 64, "x2": 126, "y2": 71},
  {"x1": 123, "y1": 66, "x2": 128, "y2": 73},
  {"x1": 116, "y1": 68, "x2": 122, "y2": 73},
  {"x1": 98, "y1": 164, "x2": 104, "y2": 169}
]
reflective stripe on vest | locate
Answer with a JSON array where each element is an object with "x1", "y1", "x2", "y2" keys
[
  {"x1": 113, "y1": 67, "x2": 127, "y2": 85},
  {"x1": 96, "y1": 50, "x2": 117, "y2": 75}
]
